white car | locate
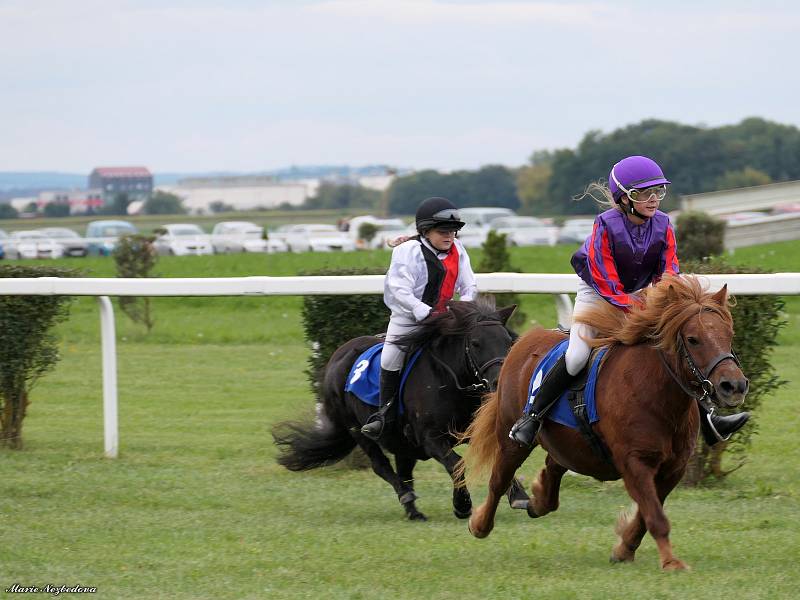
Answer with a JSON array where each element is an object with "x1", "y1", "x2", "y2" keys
[
  {"x1": 284, "y1": 224, "x2": 356, "y2": 253},
  {"x1": 211, "y1": 221, "x2": 288, "y2": 254},
  {"x1": 488, "y1": 216, "x2": 555, "y2": 246},
  {"x1": 5, "y1": 230, "x2": 64, "y2": 260},
  {"x1": 38, "y1": 227, "x2": 89, "y2": 257},
  {"x1": 557, "y1": 218, "x2": 596, "y2": 244},
  {"x1": 153, "y1": 224, "x2": 214, "y2": 256},
  {"x1": 457, "y1": 207, "x2": 517, "y2": 248}
]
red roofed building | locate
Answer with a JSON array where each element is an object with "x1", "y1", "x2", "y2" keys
[{"x1": 89, "y1": 166, "x2": 153, "y2": 203}]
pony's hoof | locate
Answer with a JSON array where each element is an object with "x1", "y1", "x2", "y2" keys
[
  {"x1": 407, "y1": 511, "x2": 428, "y2": 522},
  {"x1": 453, "y1": 507, "x2": 472, "y2": 519},
  {"x1": 468, "y1": 519, "x2": 489, "y2": 539},
  {"x1": 662, "y1": 558, "x2": 690, "y2": 571},
  {"x1": 526, "y1": 504, "x2": 541, "y2": 519},
  {"x1": 609, "y1": 554, "x2": 633, "y2": 564}
]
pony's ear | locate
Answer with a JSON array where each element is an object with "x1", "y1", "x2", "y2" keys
[
  {"x1": 666, "y1": 283, "x2": 680, "y2": 304},
  {"x1": 496, "y1": 305, "x2": 517, "y2": 326},
  {"x1": 711, "y1": 284, "x2": 728, "y2": 307}
]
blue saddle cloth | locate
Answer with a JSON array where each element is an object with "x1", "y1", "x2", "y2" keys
[
  {"x1": 525, "y1": 339, "x2": 608, "y2": 429},
  {"x1": 343, "y1": 343, "x2": 423, "y2": 414}
]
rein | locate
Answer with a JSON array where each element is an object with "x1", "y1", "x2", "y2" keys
[
  {"x1": 427, "y1": 320, "x2": 507, "y2": 393},
  {"x1": 658, "y1": 335, "x2": 740, "y2": 404}
]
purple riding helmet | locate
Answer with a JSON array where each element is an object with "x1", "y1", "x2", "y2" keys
[{"x1": 608, "y1": 155, "x2": 671, "y2": 203}]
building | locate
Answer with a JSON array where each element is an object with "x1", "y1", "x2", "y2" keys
[
  {"x1": 158, "y1": 175, "x2": 309, "y2": 214},
  {"x1": 681, "y1": 180, "x2": 800, "y2": 215},
  {"x1": 37, "y1": 190, "x2": 104, "y2": 215},
  {"x1": 89, "y1": 166, "x2": 153, "y2": 203}
]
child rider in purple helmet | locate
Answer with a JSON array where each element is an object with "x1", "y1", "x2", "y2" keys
[{"x1": 508, "y1": 155, "x2": 750, "y2": 448}]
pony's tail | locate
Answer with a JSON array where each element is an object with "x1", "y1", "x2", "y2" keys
[
  {"x1": 454, "y1": 391, "x2": 501, "y2": 485},
  {"x1": 272, "y1": 417, "x2": 356, "y2": 471}
]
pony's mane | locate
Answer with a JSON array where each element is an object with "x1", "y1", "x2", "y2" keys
[
  {"x1": 574, "y1": 275, "x2": 733, "y2": 355},
  {"x1": 394, "y1": 296, "x2": 500, "y2": 354}
]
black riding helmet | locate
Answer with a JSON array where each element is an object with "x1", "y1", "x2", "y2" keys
[{"x1": 415, "y1": 197, "x2": 466, "y2": 234}]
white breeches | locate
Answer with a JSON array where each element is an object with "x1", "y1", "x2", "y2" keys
[
  {"x1": 565, "y1": 280, "x2": 601, "y2": 376},
  {"x1": 380, "y1": 316, "x2": 420, "y2": 371}
]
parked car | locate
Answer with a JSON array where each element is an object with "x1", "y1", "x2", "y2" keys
[
  {"x1": 284, "y1": 224, "x2": 356, "y2": 253},
  {"x1": 0, "y1": 229, "x2": 8, "y2": 259},
  {"x1": 457, "y1": 207, "x2": 517, "y2": 248},
  {"x1": 211, "y1": 221, "x2": 288, "y2": 254},
  {"x1": 38, "y1": 227, "x2": 89, "y2": 257},
  {"x1": 557, "y1": 218, "x2": 596, "y2": 244},
  {"x1": 488, "y1": 216, "x2": 554, "y2": 246},
  {"x1": 85, "y1": 220, "x2": 139, "y2": 256},
  {"x1": 5, "y1": 230, "x2": 64, "y2": 260},
  {"x1": 153, "y1": 223, "x2": 214, "y2": 256}
]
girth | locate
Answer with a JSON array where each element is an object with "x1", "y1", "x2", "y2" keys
[{"x1": 565, "y1": 349, "x2": 615, "y2": 468}]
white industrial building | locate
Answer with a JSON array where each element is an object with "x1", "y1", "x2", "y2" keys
[{"x1": 158, "y1": 176, "x2": 310, "y2": 214}]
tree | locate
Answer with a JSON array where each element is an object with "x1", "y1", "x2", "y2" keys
[
  {"x1": 676, "y1": 212, "x2": 726, "y2": 261},
  {"x1": 517, "y1": 162, "x2": 553, "y2": 215},
  {"x1": 43, "y1": 202, "x2": 70, "y2": 218},
  {"x1": 386, "y1": 167, "x2": 520, "y2": 215},
  {"x1": 113, "y1": 234, "x2": 158, "y2": 332},
  {"x1": 714, "y1": 167, "x2": 772, "y2": 191},
  {"x1": 209, "y1": 200, "x2": 235, "y2": 213},
  {"x1": 101, "y1": 193, "x2": 131, "y2": 216},
  {"x1": 357, "y1": 222, "x2": 379, "y2": 245},
  {"x1": 305, "y1": 182, "x2": 380, "y2": 210},
  {"x1": 144, "y1": 191, "x2": 187, "y2": 215},
  {"x1": 540, "y1": 117, "x2": 800, "y2": 216},
  {"x1": 0, "y1": 204, "x2": 18, "y2": 219},
  {"x1": 0, "y1": 264, "x2": 76, "y2": 449},
  {"x1": 477, "y1": 230, "x2": 526, "y2": 330}
]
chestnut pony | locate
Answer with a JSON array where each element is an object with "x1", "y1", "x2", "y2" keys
[{"x1": 459, "y1": 276, "x2": 748, "y2": 570}]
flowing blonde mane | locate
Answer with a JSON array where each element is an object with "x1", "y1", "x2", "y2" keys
[{"x1": 573, "y1": 275, "x2": 733, "y2": 355}]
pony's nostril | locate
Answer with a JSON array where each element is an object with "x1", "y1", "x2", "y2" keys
[{"x1": 719, "y1": 380, "x2": 735, "y2": 396}]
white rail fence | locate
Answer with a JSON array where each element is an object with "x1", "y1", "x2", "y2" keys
[{"x1": 2, "y1": 272, "x2": 798, "y2": 458}]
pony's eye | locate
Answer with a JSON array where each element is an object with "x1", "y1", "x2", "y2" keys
[{"x1": 687, "y1": 336, "x2": 700, "y2": 346}]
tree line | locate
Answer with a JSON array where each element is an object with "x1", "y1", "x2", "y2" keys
[{"x1": 309, "y1": 116, "x2": 800, "y2": 217}]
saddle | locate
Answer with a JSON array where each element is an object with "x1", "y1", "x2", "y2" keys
[
  {"x1": 527, "y1": 338, "x2": 613, "y2": 465},
  {"x1": 343, "y1": 343, "x2": 423, "y2": 412}
]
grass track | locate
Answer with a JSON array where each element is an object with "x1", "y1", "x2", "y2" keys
[{"x1": 2, "y1": 241, "x2": 799, "y2": 598}]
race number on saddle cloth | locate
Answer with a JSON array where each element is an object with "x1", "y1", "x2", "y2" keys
[
  {"x1": 524, "y1": 339, "x2": 608, "y2": 429},
  {"x1": 344, "y1": 343, "x2": 424, "y2": 412}
]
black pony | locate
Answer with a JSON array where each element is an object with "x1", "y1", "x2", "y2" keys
[{"x1": 273, "y1": 297, "x2": 527, "y2": 520}]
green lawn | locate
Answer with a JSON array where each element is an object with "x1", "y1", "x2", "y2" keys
[{"x1": 2, "y1": 241, "x2": 799, "y2": 598}]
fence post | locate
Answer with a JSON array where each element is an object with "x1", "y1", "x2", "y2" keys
[{"x1": 97, "y1": 296, "x2": 118, "y2": 458}]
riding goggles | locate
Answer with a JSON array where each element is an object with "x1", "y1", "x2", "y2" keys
[{"x1": 630, "y1": 185, "x2": 668, "y2": 203}]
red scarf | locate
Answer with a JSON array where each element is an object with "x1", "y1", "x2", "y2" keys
[{"x1": 435, "y1": 244, "x2": 459, "y2": 312}]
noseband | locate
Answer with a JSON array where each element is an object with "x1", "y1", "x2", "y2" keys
[
  {"x1": 428, "y1": 320, "x2": 507, "y2": 393},
  {"x1": 659, "y1": 335, "x2": 741, "y2": 403}
]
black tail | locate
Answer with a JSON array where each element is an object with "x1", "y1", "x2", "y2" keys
[{"x1": 272, "y1": 420, "x2": 356, "y2": 471}]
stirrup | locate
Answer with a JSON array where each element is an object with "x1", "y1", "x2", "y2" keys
[
  {"x1": 509, "y1": 414, "x2": 541, "y2": 447},
  {"x1": 361, "y1": 412, "x2": 386, "y2": 441}
]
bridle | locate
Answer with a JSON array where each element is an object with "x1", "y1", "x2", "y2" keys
[
  {"x1": 428, "y1": 320, "x2": 508, "y2": 393},
  {"x1": 659, "y1": 334, "x2": 741, "y2": 405}
]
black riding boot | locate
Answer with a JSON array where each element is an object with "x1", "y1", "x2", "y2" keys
[
  {"x1": 698, "y1": 402, "x2": 750, "y2": 446},
  {"x1": 360, "y1": 368, "x2": 402, "y2": 442},
  {"x1": 509, "y1": 355, "x2": 574, "y2": 447}
]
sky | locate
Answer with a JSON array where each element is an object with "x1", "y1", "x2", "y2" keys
[{"x1": 2, "y1": 0, "x2": 799, "y2": 174}]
